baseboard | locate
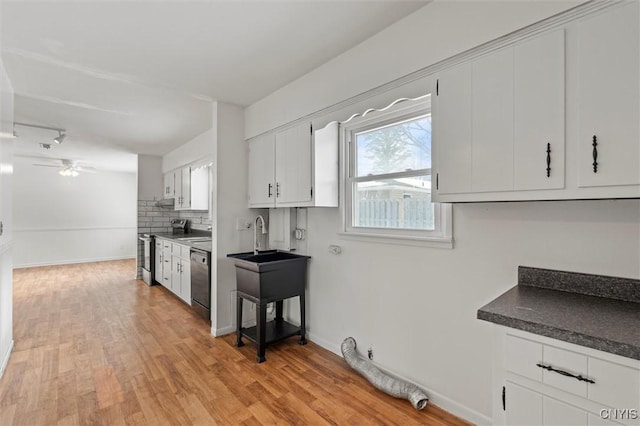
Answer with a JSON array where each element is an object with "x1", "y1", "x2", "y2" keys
[
  {"x1": 213, "y1": 325, "x2": 235, "y2": 337},
  {"x1": 213, "y1": 316, "x2": 260, "y2": 337},
  {"x1": 13, "y1": 256, "x2": 136, "y2": 269},
  {"x1": 307, "y1": 331, "x2": 492, "y2": 426},
  {"x1": 0, "y1": 340, "x2": 14, "y2": 380}
]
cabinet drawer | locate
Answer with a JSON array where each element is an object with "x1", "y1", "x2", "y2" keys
[
  {"x1": 506, "y1": 334, "x2": 543, "y2": 381},
  {"x1": 588, "y1": 357, "x2": 640, "y2": 410},
  {"x1": 542, "y1": 345, "x2": 588, "y2": 398}
]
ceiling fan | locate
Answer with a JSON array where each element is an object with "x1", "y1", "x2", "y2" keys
[{"x1": 32, "y1": 159, "x2": 96, "y2": 177}]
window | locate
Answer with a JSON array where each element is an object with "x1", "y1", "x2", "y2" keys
[{"x1": 341, "y1": 96, "x2": 452, "y2": 246}]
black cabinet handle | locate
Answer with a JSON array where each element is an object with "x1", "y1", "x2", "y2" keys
[
  {"x1": 592, "y1": 135, "x2": 598, "y2": 173},
  {"x1": 268, "y1": 183, "x2": 273, "y2": 198},
  {"x1": 536, "y1": 363, "x2": 595, "y2": 384},
  {"x1": 276, "y1": 183, "x2": 281, "y2": 198},
  {"x1": 546, "y1": 143, "x2": 551, "y2": 178}
]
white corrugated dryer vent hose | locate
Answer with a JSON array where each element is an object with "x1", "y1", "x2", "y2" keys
[{"x1": 341, "y1": 337, "x2": 429, "y2": 410}]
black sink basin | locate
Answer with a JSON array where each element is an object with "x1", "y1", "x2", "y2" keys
[
  {"x1": 230, "y1": 250, "x2": 307, "y2": 263},
  {"x1": 227, "y1": 251, "x2": 310, "y2": 301}
]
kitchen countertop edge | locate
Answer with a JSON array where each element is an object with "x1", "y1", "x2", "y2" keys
[
  {"x1": 478, "y1": 284, "x2": 640, "y2": 361},
  {"x1": 152, "y1": 231, "x2": 212, "y2": 253}
]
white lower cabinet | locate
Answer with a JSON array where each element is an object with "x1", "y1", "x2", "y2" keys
[
  {"x1": 170, "y1": 243, "x2": 191, "y2": 304},
  {"x1": 160, "y1": 239, "x2": 172, "y2": 288},
  {"x1": 494, "y1": 328, "x2": 638, "y2": 426},
  {"x1": 155, "y1": 238, "x2": 191, "y2": 305}
]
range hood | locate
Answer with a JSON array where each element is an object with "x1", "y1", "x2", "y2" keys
[{"x1": 155, "y1": 198, "x2": 174, "y2": 208}]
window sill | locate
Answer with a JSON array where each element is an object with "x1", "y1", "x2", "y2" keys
[{"x1": 337, "y1": 231, "x2": 453, "y2": 249}]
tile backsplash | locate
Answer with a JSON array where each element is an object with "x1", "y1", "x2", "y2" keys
[{"x1": 178, "y1": 210, "x2": 212, "y2": 231}]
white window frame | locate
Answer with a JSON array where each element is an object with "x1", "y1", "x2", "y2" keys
[{"x1": 339, "y1": 96, "x2": 452, "y2": 248}]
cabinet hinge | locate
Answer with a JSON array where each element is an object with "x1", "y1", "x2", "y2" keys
[
  {"x1": 436, "y1": 173, "x2": 439, "y2": 190},
  {"x1": 502, "y1": 386, "x2": 506, "y2": 411},
  {"x1": 436, "y1": 79, "x2": 439, "y2": 96}
]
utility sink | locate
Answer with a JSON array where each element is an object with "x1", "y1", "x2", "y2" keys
[
  {"x1": 228, "y1": 250, "x2": 311, "y2": 363},
  {"x1": 227, "y1": 251, "x2": 310, "y2": 301}
]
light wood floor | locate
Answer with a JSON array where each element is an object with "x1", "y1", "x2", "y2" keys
[{"x1": 0, "y1": 259, "x2": 471, "y2": 425}]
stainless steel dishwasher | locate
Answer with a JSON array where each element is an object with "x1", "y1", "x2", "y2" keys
[{"x1": 190, "y1": 248, "x2": 211, "y2": 321}]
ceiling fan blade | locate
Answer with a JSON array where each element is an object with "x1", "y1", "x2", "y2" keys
[
  {"x1": 76, "y1": 167, "x2": 97, "y2": 173},
  {"x1": 32, "y1": 163, "x2": 62, "y2": 168}
]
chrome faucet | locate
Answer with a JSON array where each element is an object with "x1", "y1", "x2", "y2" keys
[{"x1": 254, "y1": 215, "x2": 267, "y2": 254}]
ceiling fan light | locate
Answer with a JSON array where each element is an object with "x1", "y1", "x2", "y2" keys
[{"x1": 59, "y1": 167, "x2": 78, "y2": 177}]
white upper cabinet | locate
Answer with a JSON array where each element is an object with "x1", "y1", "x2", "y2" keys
[
  {"x1": 189, "y1": 164, "x2": 209, "y2": 211},
  {"x1": 247, "y1": 121, "x2": 338, "y2": 208},
  {"x1": 274, "y1": 122, "x2": 313, "y2": 206},
  {"x1": 433, "y1": 2, "x2": 638, "y2": 202},
  {"x1": 433, "y1": 62, "x2": 472, "y2": 194},
  {"x1": 163, "y1": 170, "x2": 175, "y2": 199},
  {"x1": 576, "y1": 1, "x2": 639, "y2": 188},
  {"x1": 436, "y1": 38, "x2": 562, "y2": 196},
  {"x1": 514, "y1": 30, "x2": 565, "y2": 191},
  {"x1": 248, "y1": 133, "x2": 275, "y2": 207},
  {"x1": 163, "y1": 163, "x2": 209, "y2": 211},
  {"x1": 179, "y1": 166, "x2": 191, "y2": 209},
  {"x1": 471, "y1": 47, "x2": 515, "y2": 192}
]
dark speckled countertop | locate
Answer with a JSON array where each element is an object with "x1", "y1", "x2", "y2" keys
[{"x1": 478, "y1": 267, "x2": 640, "y2": 360}]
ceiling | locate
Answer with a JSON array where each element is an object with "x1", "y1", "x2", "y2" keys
[{"x1": 1, "y1": 1, "x2": 428, "y2": 172}]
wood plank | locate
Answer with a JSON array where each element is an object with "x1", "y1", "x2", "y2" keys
[{"x1": 1, "y1": 259, "x2": 471, "y2": 426}]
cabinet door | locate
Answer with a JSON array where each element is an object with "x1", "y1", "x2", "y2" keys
[
  {"x1": 181, "y1": 167, "x2": 191, "y2": 209},
  {"x1": 543, "y1": 396, "x2": 588, "y2": 426},
  {"x1": 171, "y1": 256, "x2": 182, "y2": 296},
  {"x1": 505, "y1": 382, "x2": 543, "y2": 426},
  {"x1": 180, "y1": 259, "x2": 191, "y2": 304},
  {"x1": 472, "y1": 48, "x2": 514, "y2": 192},
  {"x1": 163, "y1": 171, "x2": 175, "y2": 199},
  {"x1": 275, "y1": 122, "x2": 312, "y2": 205},
  {"x1": 248, "y1": 133, "x2": 275, "y2": 207},
  {"x1": 190, "y1": 165, "x2": 209, "y2": 211},
  {"x1": 174, "y1": 170, "x2": 183, "y2": 209},
  {"x1": 514, "y1": 30, "x2": 565, "y2": 190},
  {"x1": 577, "y1": 2, "x2": 640, "y2": 187},
  {"x1": 433, "y1": 63, "x2": 472, "y2": 194},
  {"x1": 161, "y1": 251, "x2": 171, "y2": 288}
]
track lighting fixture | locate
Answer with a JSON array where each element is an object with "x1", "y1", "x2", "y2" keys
[
  {"x1": 54, "y1": 131, "x2": 66, "y2": 144},
  {"x1": 13, "y1": 122, "x2": 67, "y2": 145}
]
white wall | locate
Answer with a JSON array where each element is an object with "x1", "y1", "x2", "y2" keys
[
  {"x1": 242, "y1": 2, "x2": 639, "y2": 424},
  {"x1": 12, "y1": 157, "x2": 137, "y2": 267},
  {"x1": 138, "y1": 154, "x2": 163, "y2": 200},
  {"x1": 162, "y1": 128, "x2": 214, "y2": 173},
  {"x1": 245, "y1": 0, "x2": 583, "y2": 138},
  {"x1": 210, "y1": 101, "x2": 255, "y2": 336},
  {"x1": 0, "y1": 53, "x2": 15, "y2": 378},
  {"x1": 297, "y1": 200, "x2": 639, "y2": 423}
]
